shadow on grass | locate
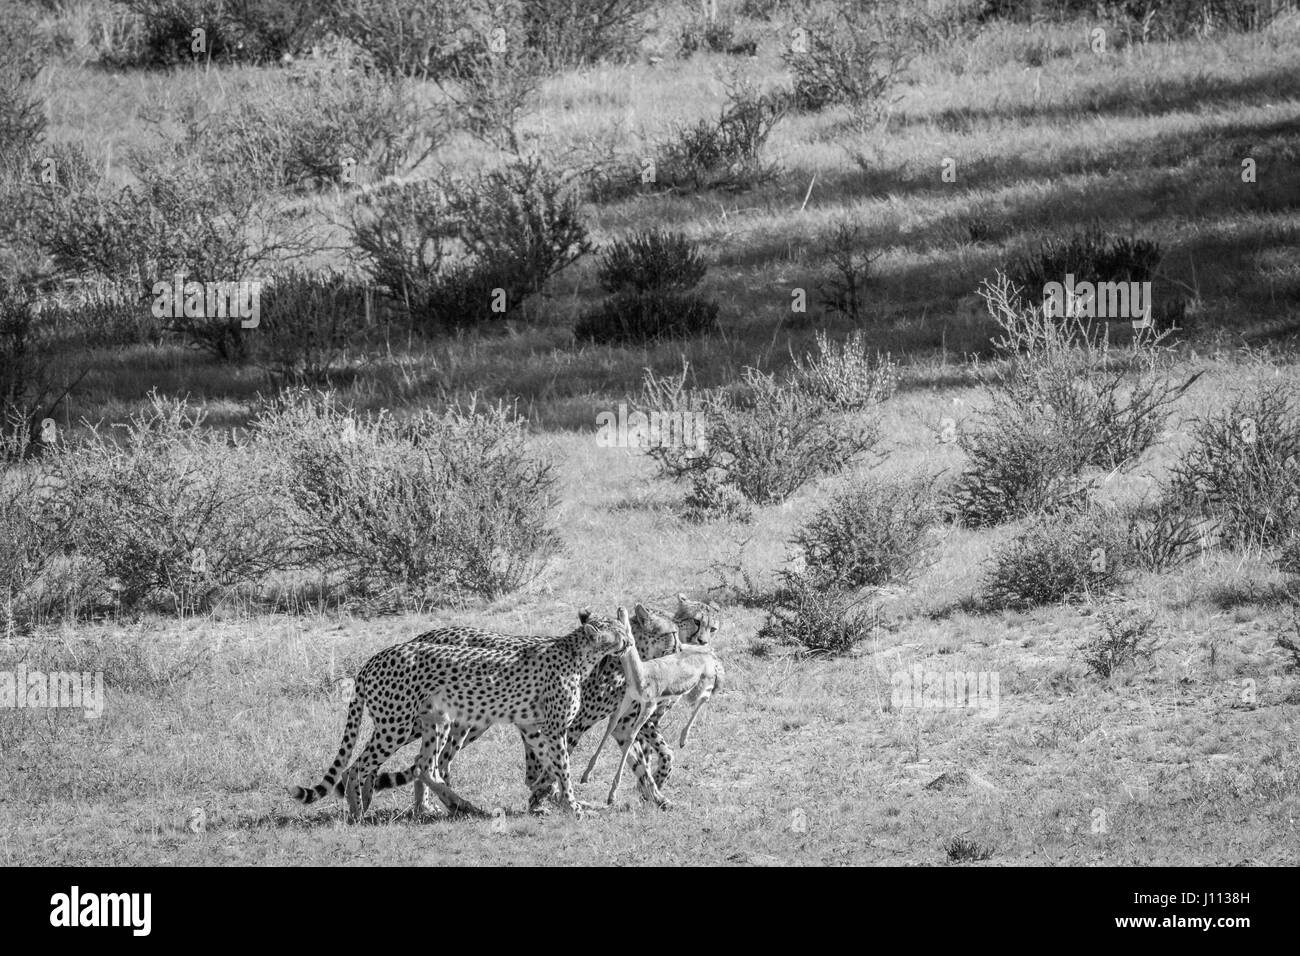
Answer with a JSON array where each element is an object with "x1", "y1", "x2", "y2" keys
[
  {"x1": 219, "y1": 801, "x2": 543, "y2": 832},
  {"x1": 1197, "y1": 578, "x2": 1299, "y2": 611}
]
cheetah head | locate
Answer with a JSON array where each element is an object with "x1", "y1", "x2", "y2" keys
[
  {"x1": 632, "y1": 603, "x2": 681, "y2": 657},
  {"x1": 577, "y1": 606, "x2": 632, "y2": 657},
  {"x1": 675, "y1": 592, "x2": 721, "y2": 646}
]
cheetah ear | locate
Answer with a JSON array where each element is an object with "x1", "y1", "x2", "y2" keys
[
  {"x1": 633, "y1": 603, "x2": 650, "y2": 624},
  {"x1": 578, "y1": 607, "x2": 591, "y2": 625},
  {"x1": 616, "y1": 606, "x2": 631, "y2": 629}
]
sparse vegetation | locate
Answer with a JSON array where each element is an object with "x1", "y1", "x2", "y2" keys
[
  {"x1": 352, "y1": 157, "x2": 590, "y2": 332},
  {"x1": 43, "y1": 393, "x2": 293, "y2": 613},
  {"x1": 983, "y1": 507, "x2": 1130, "y2": 609},
  {"x1": 755, "y1": 569, "x2": 880, "y2": 658},
  {"x1": 1167, "y1": 383, "x2": 1300, "y2": 550},
  {"x1": 253, "y1": 389, "x2": 562, "y2": 602},
  {"x1": 651, "y1": 83, "x2": 785, "y2": 193},
  {"x1": 1082, "y1": 603, "x2": 1158, "y2": 677},
  {"x1": 1005, "y1": 226, "x2": 1163, "y2": 307},
  {"x1": 251, "y1": 269, "x2": 376, "y2": 384},
  {"x1": 794, "y1": 475, "x2": 938, "y2": 588},
  {"x1": 646, "y1": 366, "x2": 882, "y2": 506},
  {"x1": 948, "y1": 276, "x2": 1198, "y2": 526},
  {"x1": 782, "y1": 2, "x2": 910, "y2": 121},
  {"x1": 577, "y1": 229, "x2": 718, "y2": 343},
  {"x1": 789, "y1": 329, "x2": 898, "y2": 410}
]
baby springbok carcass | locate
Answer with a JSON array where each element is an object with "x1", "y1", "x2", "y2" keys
[{"x1": 580, "y1": 640, "x2": 723, "y2": 805}]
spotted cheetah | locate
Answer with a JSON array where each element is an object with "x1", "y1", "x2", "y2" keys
[
  {"x1": 367, "y1": 593, "x2": 721, "y2": 810},
  {"x1": 354, "y1": 601, "x2": 681, "y2": 812},
  {"x1": 288, "y1": 608, "x2": 631, "y2": 821}
]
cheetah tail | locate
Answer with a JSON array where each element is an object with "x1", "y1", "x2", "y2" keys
[
  {"x1": 289, "y1": 694, "x2": 364, "y2": 805},
  {"x1": 332, "y1": 763, "x2": 416, "y2": 798}
]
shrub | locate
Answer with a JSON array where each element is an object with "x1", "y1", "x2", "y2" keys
[
  {"x1": 983, "y1": 508, "x2": 1130, "y2": 609},
  {"x1": 1103, "y1": 0, "x2": 1291, "y2": 42},
  {"x1": 644, "y1": 363, "x2": 884, "y2": 506},
  {"x1": 517, "y1": 0, "x2": 654, "y2": 69},
  {"x1": 574, "y1": 291, "x2": 719, "y2": 344},
  {"x1": 782, "y1": 3, "x2": 909, "y2": 120},
  {"x1": 441, "y1": 41, "x2": 545, "y2": 151},
  {"x1": 789, "y1": 329, "x2": 898, "y2": 411},
  {"x1": 946, "y1": 837, "x2": 994, "y2": 863},
  {"x1": 816, "y1": 219, "x2": 879, "y2": 322},
  {"x1": 352, "y1": 158, "x2": 590, "y2": 332},
  {"x1": 577, "y1": 229, "x2": 717, "y2": 344},
  {"x1": 1167, "y1": 383, "x2": 1300, "y2": 550},
  {"x1": 1125, "y1": 498, "x2": 1204, "y2": 572},
  {"x1": 947, "y1": 403, "x2": 1095, "y2": 527},
  {"x1": 38, "y1": 282, "x2": 167, "y2": 351},
  {"x1": 0, "y1": 454, "x2": 67, "y2": 630},
  {"x1": 0, "y1": 11, "x2": 50, "y2": 175},
  {"x1": 1279, "y1": 534, "x2": 1300, "y2": 579},
  {"x1": 332, "y1": 0, "x2": 478, "y2": 77},
  {"x1": 682, "y1": 470, "x2": 753, "y2": 523},
  {"x1": 31, "y1": 153, "x2": 311, "y2": 358},
  {"x1": 1, "y1": 285, "x2": 85, "y2": 455},
  {"x1": 883, "y1": 0, "x2": 985, "y2": 53},
  {"x1": 794, "y1": 476, "x2": 938, "y2": 589},
  {"x1": 45, "y1": 393, "x2": 293, "y2": 612},
  {"x1": 254, "y1": 389, "x2": 561, "y2": 601},
  {"x1": 1275, "y1": 612, "x2": 1300, "y2": 671},
  {"x1": 183, "y1": 67, "x2": 439, "y2": 192},
  {"x1": 1082, "y1": 602, "x2": 1158, "y2": 678},
  {"x1": 595, "y1": 230, "x2": 707, "y2": 295},
  {"x1": 448, "y1": 157, "x2": 591, "y2": 308},
  {"x1": 653, "y1": 83, "x2": 785, "y2": 193},
  {"x1": 755, "y1": 569, "x2": 879, "y2": 658},
  {"x1": 117, "y1": 0, "x2": 334, "y2": 65},
  {"x1": 948, "y1": 276, "x2": 1197, "y2": 527},
  {"x1": 1005, "y1": 226, "x2": 1162, "y2": 308},
  {"x1": 707, "y1": 369, "x2": 881, "y2": 504},
  {"x1": 251, "y1": 269, "x2": 375, "y2": 384},
  {"x1": 679, "y1": 14, "x2": 733, "y2": 56}
]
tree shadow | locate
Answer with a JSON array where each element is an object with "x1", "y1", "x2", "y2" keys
[{"x1": 708, "y1": 108, "x2": 1300, "y2": 350}]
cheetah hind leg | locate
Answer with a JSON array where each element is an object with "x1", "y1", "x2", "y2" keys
[{"x1": 418, "y1": 723, "x2": 489, "y2": 819}]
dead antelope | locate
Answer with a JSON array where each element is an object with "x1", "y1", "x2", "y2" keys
[{"x1": 581, "y1": 640, "x2": 723, "y2": 805}]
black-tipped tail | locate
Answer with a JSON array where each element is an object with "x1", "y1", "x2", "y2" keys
[{"x1": 288, "y1": 783, "x2": 331, "y2": 805}]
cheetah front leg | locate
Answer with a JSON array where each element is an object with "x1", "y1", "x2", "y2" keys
[
  {"x1": 523, "y1": 730, "x2": 560, "y2": 814},
  {"x1": 527, "y1": 728, "x2": 586, "y2": 816}
]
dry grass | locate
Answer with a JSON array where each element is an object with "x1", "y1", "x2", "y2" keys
[{"x1": 3, "y1": 3, "x2": 1299, "y2": 864}]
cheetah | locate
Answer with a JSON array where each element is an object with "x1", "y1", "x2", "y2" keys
[
  {"x1": 356, "y1": 601, "x2": 681, "y2": 813},
  {"x1": 366, "y1": 594, "x2": 721, "y2": 810},
  {"x1": 287, "y1": 608, "x2": 631, "y2": 821}
]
